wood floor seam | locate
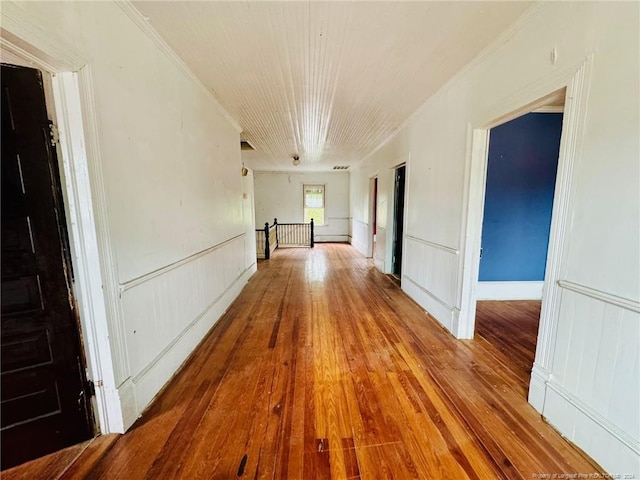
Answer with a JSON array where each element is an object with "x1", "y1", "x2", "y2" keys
[{"x1": 4, "y1": 245, "x2": 603, "y2": 480}]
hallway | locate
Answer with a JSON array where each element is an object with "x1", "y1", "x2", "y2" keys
[{"x1": 7, "y1": 244, "x2": 599, "y2": 479}]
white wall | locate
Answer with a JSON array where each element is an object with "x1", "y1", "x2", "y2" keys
[
  {"x1": 350, "y1": 2, "x2": 639, "y2": 475},
  {"x1": 242, "y1": 168, "x2": 258, "y2": 268},
  {"x1": 1, "y1": 1, "x2": 257, "y2": 431},
  {"x1": 254, "y1": 171, "x2": 349, "y2": 242}
]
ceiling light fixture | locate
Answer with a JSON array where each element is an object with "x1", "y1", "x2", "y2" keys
[{"x1": 292, "y1": 155, "x2": 300, "y2": 166}]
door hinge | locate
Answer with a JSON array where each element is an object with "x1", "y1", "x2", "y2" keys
[
  {"x1": 85, "y1": 379, "x2": 96, "y2": 397},
  {"x1": 48, "y1": 122, "x2": 59, "y2": 146}
]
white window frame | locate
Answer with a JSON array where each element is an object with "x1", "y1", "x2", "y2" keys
[{"x1": 303, "y1": 184, "x2": 326, "y2": 226}]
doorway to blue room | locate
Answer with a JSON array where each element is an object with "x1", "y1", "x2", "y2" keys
[{"x1": 475, "y1": 108, "x2": 564, "y2": 393}]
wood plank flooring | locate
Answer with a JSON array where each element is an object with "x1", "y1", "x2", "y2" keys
[
  {"x1": 5, "y1": 244, "x2": 601, "y2": 479},
  {"x1": 474, "y1": 300, "x2": 541, "y2": 397},
  {"x1": 2, "y1": 434, "x2": 119, "y2": 480}
]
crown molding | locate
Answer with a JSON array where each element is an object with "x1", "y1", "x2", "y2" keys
[{"x1": 115, "y1": 1, "x2": 242, "y2": 134}]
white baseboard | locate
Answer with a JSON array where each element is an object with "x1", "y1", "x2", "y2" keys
[
  {"x1": 116, "y1": 264, "x2": 255, "y2": 430},
  {"x1": 247, "y1": 262, "x2": 257, "y2": 276},
  {"x1": 528, "y1": 362, "x2": 550, "y2": 413},
  {"x1": 528, "y1": 363, "x2": 640, "y2": 477},
  {"x1": 374, "y1": 256, "x2": 385, "y2": 272},
  {"x1": 116, "y1": 378, "x2": 137, "y2": 432},
  {"x1": 403, "y1": 275, "x2": 457, "y2": 335},
  {"x1": 314, "y1": 235, "x2": 349, "y2": 242},
  {"x1": 543, "y1": 381, "x2": 640, "y2": 477},
  {"x1": 476, "y1": 281, "x2": 543, "y2": 300},
  {"x1": 351, "y1": 238, "x2": 368, "y2": 256}
]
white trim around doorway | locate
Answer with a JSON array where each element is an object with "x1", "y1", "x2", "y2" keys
[
  {"x1": 1, "y1": 30, "x2": 126, "y2": 434},
  {"x1": 457, "y1": 57, "x2": 594, "y2": 415}
]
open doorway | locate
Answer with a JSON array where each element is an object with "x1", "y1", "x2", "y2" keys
[
  {"x1": 460, "y1": 88, "x2": 567, "y2": 396},
  {"x1": 370, "y1": 176, "x2": 378, "y2": 259},
  {"x1": 458, "y1": 60, "x2": 592, "y2": 413},
  {"x1": 392, "y1": 165, "x2": 407, "y2": 278},
  {"x1": 472, "y1": 94, "x2": 565, "y2": 395}
]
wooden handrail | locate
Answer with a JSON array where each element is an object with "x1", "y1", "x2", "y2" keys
[{"x1": 255, "y1": 218, "x2": 314, "y2": 260}]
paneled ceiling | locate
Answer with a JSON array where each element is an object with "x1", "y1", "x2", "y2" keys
[{"x1": 131, "y1": 1, "x2": 532, "y2": 172}]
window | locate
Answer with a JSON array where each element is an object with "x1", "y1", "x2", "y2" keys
[{"x1": 303, "y1": 184, "x2": 325, "y2": 225}]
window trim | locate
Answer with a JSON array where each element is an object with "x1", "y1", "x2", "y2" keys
[{"x1": 303, "y1": 184, "x2": 326, "y2": 226}]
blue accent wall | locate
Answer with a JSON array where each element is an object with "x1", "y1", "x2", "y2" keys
[{"x1": 479, "y1": 113, "x2": 563, "y2": 282}]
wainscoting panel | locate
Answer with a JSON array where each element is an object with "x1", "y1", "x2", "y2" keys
[
  {"x1": 544, "y1": 284, "x2": 639, "y2": 475},
  {"x1": 374, "y1": 225, "x2": 388, "y2": 272},
  {"x1": 350, "y1": 219, "x2": 370, "y2": 256},
  {"x1": 402, "y1": 236, "x2": 459, "y2": 331},
  {"x1": 403, "y1": 236, "x2": 459, "y2": 309},
  {"x1": 118, "y1": 235, "x2": 252, "y2": 427}
]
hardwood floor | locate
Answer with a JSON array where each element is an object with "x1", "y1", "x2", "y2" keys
[
  {"x1": 474, "y1": 300, "x2": 541, "y2": 397},
  {"x1": 2, "y1": 434, "x2": 119, "y2": 480},
  {"x1": 5, "y1": 244, "x2": 600, "y2": 479}
]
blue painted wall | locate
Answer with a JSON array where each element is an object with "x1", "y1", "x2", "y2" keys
[{"x1": 479, "y1": 113, "x2": 563, "y2": 282}]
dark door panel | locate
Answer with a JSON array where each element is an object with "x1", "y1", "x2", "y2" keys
[
  {"x1": 1, "y1": 326, "x2": 53, "y2": 372},
  {"x1": 393, "y1": 165, "x2": 406, "y2": 276},
  {"x1": 1, "y1": 64, "x2": 94, "y2": 470}
]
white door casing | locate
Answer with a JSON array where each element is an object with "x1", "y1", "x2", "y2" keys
[
  {"x1": 457, "y1": 57, "x2": 594, "y2": 415},
  {"x1": 1, "y1": 31, "x2": 126, "y2": 433}
]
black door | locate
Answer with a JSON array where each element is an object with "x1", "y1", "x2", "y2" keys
[
  {"x1": 1, "y1": 64, "x2": 94, "y2": 470},
  {"x1": 392, "y1": 165, "x2": 406, "y2": 276}
]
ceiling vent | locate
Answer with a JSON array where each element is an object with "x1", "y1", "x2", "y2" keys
[
  {"x1": 333, "y1": 165, "x2": 349, "y2": 170},
  {"x1": 240, "y1": 140, "x2": 255, "y2": 151}
]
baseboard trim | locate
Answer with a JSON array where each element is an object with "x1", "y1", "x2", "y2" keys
[
  {"x1": 546, "y1": 381, "x2": 640, "y2": 455},
  {"x1": 313, "y1": 235, "x2": 349, "y2": 242},
  {"x1": 374, "y1": 254, "x2": 385, "y2": 272},
  {"x1": 477, "y1": 281, "x2": 543, "y2": 300},
  {"x1": 529, "y1": 363, "x2": 640, "y2": 475},
  {"x1": 528, "y1": 362, "x2": 550, "y2": 413},
  {"x1": 351, "y1": 239, "x2": 368, "y2": 256},
  {"x1": 116, "y1": 378, "x2": 137, "y2": 432},
  {"x1": 403, "y1": 275, "x2": 456, "y2": 335},
  {"x1": 543, "y1": 381, "x2": 640, "y2": 475}
]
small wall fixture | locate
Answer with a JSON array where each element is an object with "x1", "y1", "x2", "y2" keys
[{"x1": 292, "y1": 155, "x2": 300, "y2": 166}]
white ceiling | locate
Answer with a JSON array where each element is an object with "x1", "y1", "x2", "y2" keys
[{"x1": 131, "y1": 1, "x2": 532, "y2": 172}]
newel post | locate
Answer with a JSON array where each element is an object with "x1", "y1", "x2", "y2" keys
[
  {"x1": 310, "y1": 218, "x2": 314, "y2": 248},
  {"x1": 274, "y1": 218, "x2": 279, "y2": 247},
  {"x1": 264, "y1": 222, "x2": 270, "y2": 259}
]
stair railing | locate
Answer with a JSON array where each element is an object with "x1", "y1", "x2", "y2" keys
[{"x1": 255, "y1": 218, "x2": 314, "y2": 259}]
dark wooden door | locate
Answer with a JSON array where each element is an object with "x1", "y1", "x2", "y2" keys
[
  {"x1": 392, "y1": 165, "x2": 406, "y2": 276},
  {"x1": 1, "y1": 64, "x2": 94, "y2": 470}
]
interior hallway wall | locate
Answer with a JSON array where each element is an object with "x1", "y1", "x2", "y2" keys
[
  {"x1": 1, "y1": 1, "x2": 256, "y2": 431},
  {"x1": 349, "y1": 2, "x2": 639, "y2": 474},
  {"x1": 254, "y1": 171, "x2": 349, "y2": 242}
]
